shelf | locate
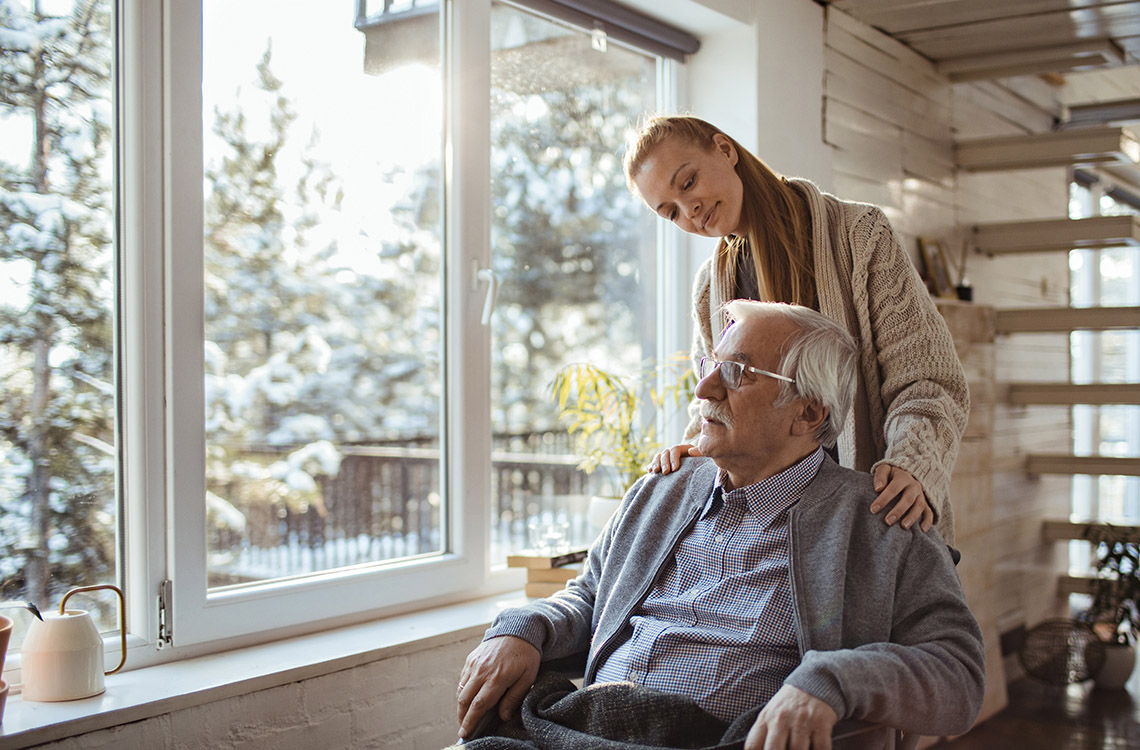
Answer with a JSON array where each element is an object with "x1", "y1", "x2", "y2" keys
[
  {"x1": 1026, "y1": 454, "x2": 1140, "y2": 477},
  {"x1": 1007, "y1": 383, "x2": 1140, "y2": 405},
  {"x1": 995, "y1": 306, "x2": 1140, "y2": 334},
  {"x1": 973, "y1": 215, "x2": 1140, "y2": 255},
  {"x1": 955, "y1": 126, "x2": 1139, "y2": 171}
]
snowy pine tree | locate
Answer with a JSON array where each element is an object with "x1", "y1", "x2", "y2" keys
[{"x1": 0, "y1": 0, "x2": 115, "y2": 609}]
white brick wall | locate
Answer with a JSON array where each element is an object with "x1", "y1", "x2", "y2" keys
[{"x1": 27, "y1": 633, "x2": 481, "y2": 750}]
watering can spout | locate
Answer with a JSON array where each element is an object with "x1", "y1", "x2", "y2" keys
[{"x1": 0, "y1": 600, "x2": 43, "y2": 621}]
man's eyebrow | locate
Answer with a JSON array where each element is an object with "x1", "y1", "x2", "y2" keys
[
  {"x1": 710, "y1": 348, "x2": 749, "y2": 363},
  {"x1": 653, "y1": 161, "x2": 691, "y2": 213}
]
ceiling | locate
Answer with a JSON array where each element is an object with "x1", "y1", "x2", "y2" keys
[{"x1": 824, "y1": 0, "x2": 1140, "y2": 82}]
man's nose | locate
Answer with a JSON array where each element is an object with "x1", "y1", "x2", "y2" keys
[{"x1": 694, "y1": 366, "x2": 724, "y2": 400}]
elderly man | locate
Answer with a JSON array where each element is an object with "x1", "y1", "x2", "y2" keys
[{"x1": 456, "y1": 301, "x2": 985, "y2": 749}]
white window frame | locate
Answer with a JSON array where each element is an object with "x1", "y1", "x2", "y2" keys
[
  {"x1": 1068, "y1": 172, "x2": 1140, "y2": 577},
  {"x1": 111, "y1": 0, "x2": 687, "y2": 661}
]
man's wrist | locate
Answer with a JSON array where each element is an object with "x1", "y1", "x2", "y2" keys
[
  {"x1": 782, "y1": 659, "x2": 845, "y2": 720},
  {"x1": 484, "y1": 612, "x2": 547, "y2": 654}
]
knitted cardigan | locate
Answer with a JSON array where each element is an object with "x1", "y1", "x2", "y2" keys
[{"x1": 687, "y1": 179, "x2": 969, "y2": 544}]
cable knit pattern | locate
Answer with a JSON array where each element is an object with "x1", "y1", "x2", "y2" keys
[{"x1": 686, "y1": 179, "x2": 969, "y2": 544}]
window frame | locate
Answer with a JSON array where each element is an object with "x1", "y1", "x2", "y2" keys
[
  {"x1": 112, "y1": 0, "x2": 687, "y2": 660},
  {"x1": 1067, "y1": 171, "x2": 1140, "y2": 576}
]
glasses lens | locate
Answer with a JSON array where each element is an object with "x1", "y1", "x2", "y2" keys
[
  {"x1": 699, "y1": 358, "x2": 742, "y2": 388},
  {"x1": 720, "y1": 361, "x2": 741, "y2": 388}
]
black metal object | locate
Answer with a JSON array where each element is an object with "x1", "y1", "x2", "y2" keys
[{"x1": 1019, "y1": 618, "x2": 1107, "y2": 685}]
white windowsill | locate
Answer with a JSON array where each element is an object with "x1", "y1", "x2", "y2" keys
[{"x1": 0, "y1": 593, "x2": 525, "y2": 750}]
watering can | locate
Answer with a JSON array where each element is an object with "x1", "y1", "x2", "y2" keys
[{"x1": 21, "y1": 584, "x2": 126, "y2": 702}]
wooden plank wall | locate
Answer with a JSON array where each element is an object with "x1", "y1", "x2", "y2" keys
[{"x1": 822, "y1": 6, "x2": 1077, "y2": 727}]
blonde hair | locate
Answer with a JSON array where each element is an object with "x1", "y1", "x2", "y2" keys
[{"x1": 624, "y1": 115, "x2": 816, "y2": 308}]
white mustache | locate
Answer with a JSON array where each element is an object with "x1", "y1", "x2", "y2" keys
[{"x1": 700, "y1": 404, "x2": 734, "y2": 428}]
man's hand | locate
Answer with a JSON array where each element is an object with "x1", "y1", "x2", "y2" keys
[
  {"x1": 647, "y1": 443, "x2": 701, "y2": 474},
  {"x1": 870, "y1": 464, "x2": 933, "y2": 532},
  {"x1": 746, "y1": 685, "x2": 838, "y2": 750},
  {"x1": 456, "y1": 635, "x2": 541, "y2": 740}
]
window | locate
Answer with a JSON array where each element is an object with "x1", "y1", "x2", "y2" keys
[
  {"x1": 0, "y1": 0, "x2": 691, "y2": 659},
  {"x1": 487, "y1": 2, "x2": 661, "y2": 557},
  {"x1": 1068, "y1": 174, "x2": 1140, "y2": 572},
  {"x1": 200, "y1": 1, "x2": 446, "y2": 590},
  {"x1": 0, "y1": 0, "x2": 118, "y2": 651}
]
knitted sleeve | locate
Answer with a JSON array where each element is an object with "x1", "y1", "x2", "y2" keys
[{"x1": 855, "y1": 209, "x2": 969, "y2": 529}]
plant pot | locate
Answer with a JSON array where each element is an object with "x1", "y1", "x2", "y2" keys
[
  {"x1": 587, "y1": 496, "x2": 622, "y2": 537},
  {"x1": 1094, "y1": 641, "x2": 1136, "y2": 690},
  {"x1": 0, "y1": 615, "x2": 11, "y2": 676}
]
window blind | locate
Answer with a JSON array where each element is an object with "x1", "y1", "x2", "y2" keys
[{"x1": 515, "y1": 0, "x2": 701, "y2": 61}]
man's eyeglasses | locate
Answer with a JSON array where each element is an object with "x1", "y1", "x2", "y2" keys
[{"x1": 698, "y1": 356, "x2": 796, "y2": 389}]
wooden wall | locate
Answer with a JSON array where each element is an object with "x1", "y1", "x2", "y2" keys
[{"x1": 821, "y1": 6, "x2": 1077, "y2": 726}]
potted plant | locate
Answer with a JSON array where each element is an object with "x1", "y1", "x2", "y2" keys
[
  {"x1": 1079, "y1": 523, "x2": 1140, "y2": 688},
  {"x1": 549, "y1": 355, "x2": 695, "y2": 530}
]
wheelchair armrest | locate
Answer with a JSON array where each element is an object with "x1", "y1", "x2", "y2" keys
[{"x1": 833, "y1": 719, "x2": 919, "y2": 750}]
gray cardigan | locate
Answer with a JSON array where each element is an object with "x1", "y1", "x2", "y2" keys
[{"x1": 486, "y1": 457, "x2": 985, "y2": 737}]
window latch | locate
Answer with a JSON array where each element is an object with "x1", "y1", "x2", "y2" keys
[
  {"x1": 476, "y1": 267, "x2": 500, "y2": 326},
  {"x1": 157, "y1": 579, "x2": 173, "y2": 649},
  {"x1": 591, "y1": 24, "x2": 607, "y2": 53}
]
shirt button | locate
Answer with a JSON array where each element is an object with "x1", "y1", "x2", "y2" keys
[{"x1": 715, "y1": 534, "x2": 725, "y2": 543}]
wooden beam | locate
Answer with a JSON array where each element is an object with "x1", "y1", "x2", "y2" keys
[
  {"x1": 955, "y1": 126, "x2": 1139, "y2": 172},
  {"x1": 1027, "y1": 454, "x2": 1140, "y2": 476},
  {"x1": 937, "y1": 40, "x2": 1124, "y2": 82},
  {"x1": 1008, "y1": 383, "x2": 1140, "y2": 405},
  {"x1": 1066, "y1": 97, "x2": 1140, "y2": 128},
  {"x1": 1043, "y1": 519, "x2": 1140, "y2": 542},
  {"x1": 995, "y1": 306, "x2": 1140, "y2": 333},
  {"x1": 1059, "y1": 574, "x2": 1093, "y2": 596},
  {"x1": 973, "y1": 215, "x2": 1140, "y2": 255}
]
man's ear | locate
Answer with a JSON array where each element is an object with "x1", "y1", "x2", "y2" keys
[{"x1": 791, "y1": 400, "x2": 828, "y2": 438}]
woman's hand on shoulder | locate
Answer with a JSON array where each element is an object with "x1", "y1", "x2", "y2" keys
[
  {"x1": 870, "y1": 464, "x2": 933, "y2": 532},
  {"x1": 647, "y1": 444, "x2": 701, "y2": 474}
]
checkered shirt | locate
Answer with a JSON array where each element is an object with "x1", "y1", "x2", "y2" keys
[{"x1": 594, "y1": 448, "x2": 825, "y2": 722}]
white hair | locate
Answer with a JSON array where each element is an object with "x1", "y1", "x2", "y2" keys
[{"x1": 723, "y1": 300, "x2": 857, "y2": 448}]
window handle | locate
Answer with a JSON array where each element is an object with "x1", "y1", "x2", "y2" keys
[{"x1": 476, "y1": 267, "x2": 500, "y2": 326}]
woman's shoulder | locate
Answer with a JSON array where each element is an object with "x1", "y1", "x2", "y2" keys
[{"x1": 788, "y1": 178, "x2": 888, "y2": 239}]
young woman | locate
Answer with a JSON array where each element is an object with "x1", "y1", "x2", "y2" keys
[{"x1": 624, "y1": 115, "x2": 968, "y2": 544}]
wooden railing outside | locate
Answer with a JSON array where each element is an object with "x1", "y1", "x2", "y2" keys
[{"x1": 207, "y1": 433, "x2": 609, "y2": 586}]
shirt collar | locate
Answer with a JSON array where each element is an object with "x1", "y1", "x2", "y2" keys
[{"x1": 703, "y1": 447, "x2": 826, "y2": 519}]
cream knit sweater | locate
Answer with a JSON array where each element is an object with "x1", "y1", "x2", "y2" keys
[{"x1": 687, "y1": 179, "x2": 969, "y2": 544}]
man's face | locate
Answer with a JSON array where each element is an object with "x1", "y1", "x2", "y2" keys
[{"x1": 693, "y1": 313, "x2": 802, "y2": 487}]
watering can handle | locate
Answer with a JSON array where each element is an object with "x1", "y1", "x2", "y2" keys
[{"x1": 60, "y1": 584, "x2": 128, "y2": 675}]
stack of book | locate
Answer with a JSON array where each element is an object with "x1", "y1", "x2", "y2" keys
[{"x1": 506, "y1": 547, "x2": 588, "y2": 598}]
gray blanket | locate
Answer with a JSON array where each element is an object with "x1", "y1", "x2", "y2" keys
[{"x1": 451, "y1": 672, "x2": 891, "y2": 750}]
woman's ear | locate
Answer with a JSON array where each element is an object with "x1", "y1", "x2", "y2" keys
[
  {"x1": 711, "y1": 132, "x2": 738, "y2": 167},
  {"x1": 791, "y1": 400, "x2": 828, "y2": 438}
]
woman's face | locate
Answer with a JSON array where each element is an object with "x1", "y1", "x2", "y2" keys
[{"x1": 632, "y1": 133, "x2": 744, "y2": 238}]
